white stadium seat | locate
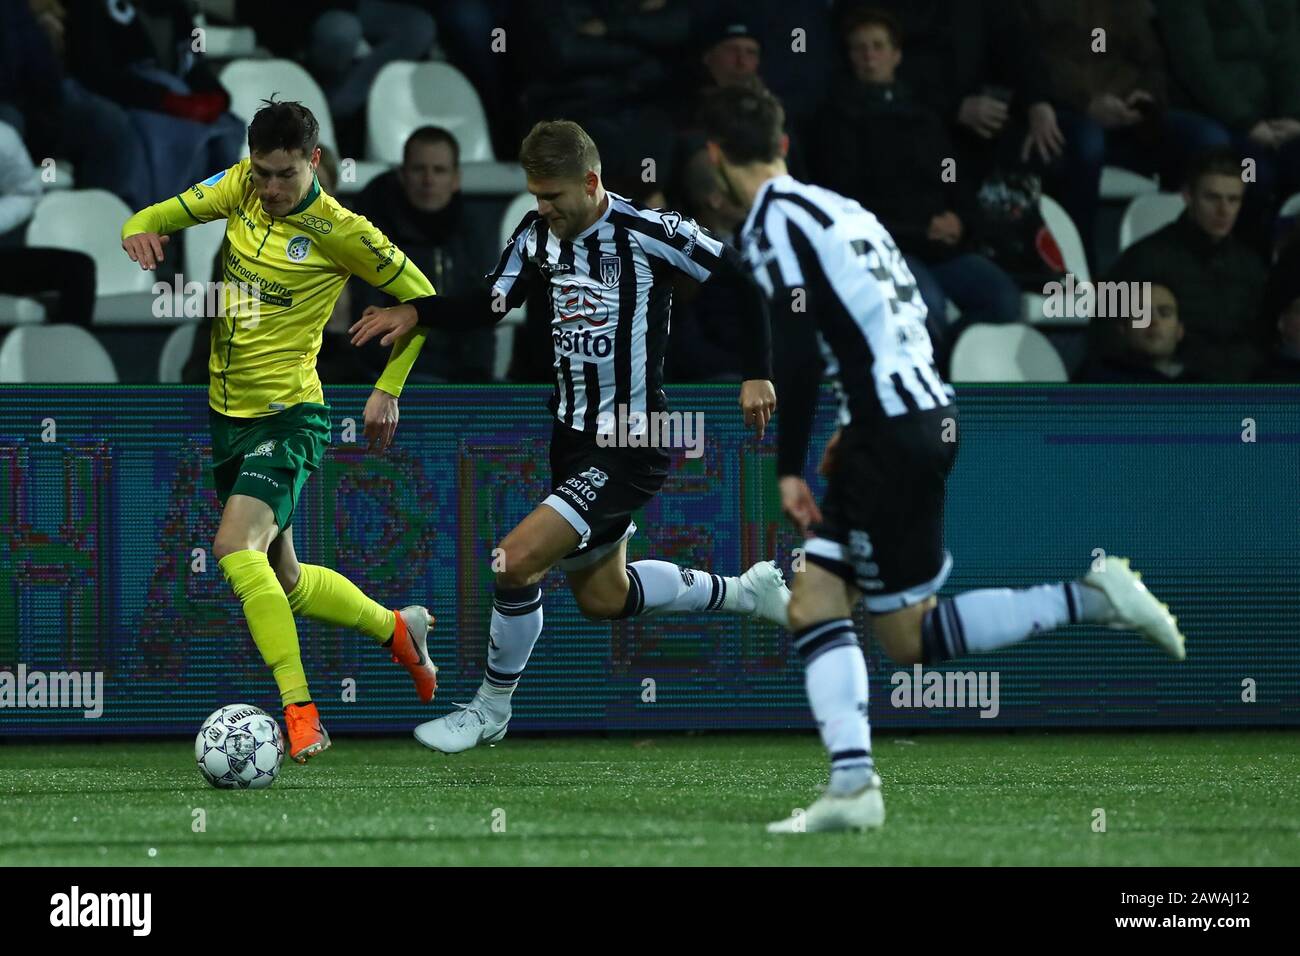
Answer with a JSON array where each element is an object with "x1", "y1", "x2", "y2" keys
[
  {"x1": 26, "y1": 189, "x2": 161, "y2": 325},
  {"x1": 0, "y1": 295, "x2": 47, "y2": 326},
  {"x1": 949, "y1": 323, "x2": 1068, "y2": 383},
  {"x1": 1023, "y1": 194, "x2": 1092, "y2": 325},
  {"x1": 366, "y1": 61, "x2": 494, "y2": 165},
  {"x1": 1279, "y1": 191, "x2": 1300, "y2": 219},
  {"x1": 185, "y1": 219, "x2": 228, "y2": 284},
  {"x1": 491, "y1": 191, "x2": 538, "y2": 380},
  {"x1": 1100, "y1": 166, "x2": 1160, "y2": 201},
  {"x1": 1119, "y1": 193, "x2": 1185, "y2": 251},
  {"x1": 220, "y1": 59, "x2": 337, "y2": 153},
  {"x1": 0, "y1": 325, "x2": 118, "y2": 382},
  {"x1": 158, "y1": 322, "x2": 200, "y2": 383}
]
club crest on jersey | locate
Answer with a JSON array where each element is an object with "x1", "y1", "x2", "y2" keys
[
  {"x1": 247, "y1": 440, "x2": 276, "y2": 458},
  {"x1": 286, "y1": 235, "x2": 312, "y2": 262},
  {"x1": 599, "y1": 256, "x2": 621, "y2": 287},
  {"x1": 660, "y1": 211, "x2": 681, "y2": 237}
]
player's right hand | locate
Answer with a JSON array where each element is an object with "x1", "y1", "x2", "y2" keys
[
  {"x1": 121, "y1": 232, "x2": 169, "y2": 270},
  {"x1": 779, "y1": 476, "x2": 823, "y2": 535}
]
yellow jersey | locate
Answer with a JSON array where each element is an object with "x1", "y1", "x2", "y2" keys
[{"x1": 122, "y1": 158, "x2": 433, "y2": 417}]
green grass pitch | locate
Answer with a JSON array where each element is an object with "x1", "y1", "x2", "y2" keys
[{"x1": 2, "y1": 731, "x2": 1297, "y2": 866}]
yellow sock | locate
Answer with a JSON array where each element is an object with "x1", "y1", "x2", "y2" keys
[
  {"x1": 286, "y1": 563, "x2": 396, "y2": 644},
  {"x1": 218, "y1": 549, "x2": 311, "y2": 707}
]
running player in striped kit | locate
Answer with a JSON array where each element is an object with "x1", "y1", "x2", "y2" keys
[
  {"x1": 350, "y1": 120, "x2": 792, "y2": 753},
  {"x1": 699, "y1": 83, "x2": 1187, "y2": 833}
]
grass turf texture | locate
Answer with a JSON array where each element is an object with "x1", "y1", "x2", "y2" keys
[{"x1": 1, "y1": 731, "x2": 1296, "y2": 866}]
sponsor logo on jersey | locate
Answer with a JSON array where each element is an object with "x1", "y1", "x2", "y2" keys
[
  {"x1": 286, "y1": 235, "x2": 311, "y2": 262},
  {"x1": 553, "y1": 280, "x2": 610, "y2": 325},
  {"x1": 201, "y1": 170, "x2": 227, "y2": 187},
  {"x1": 599, "y1": 255, "x2": 621, "y2": 288},
  {"x1": 297, "y1": 213, "x2": 333, "y2": 234},
  {"x1": 360, "y1": 235, "x2": 395, "y2": 272}
]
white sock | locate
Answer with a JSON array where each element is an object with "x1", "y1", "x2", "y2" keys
[
  {"x1": 622, "y1": 560, "x2": 732, "y2": 616},
  {"x1": 794, "y1": 620, "x2": 875, "y2": 793},
  {"x1": 921, "y1": 582, "x2": 1095, "y2": 662},
  {"x1": 482, "y1": 583, "x2": 543, "y2": 708}
]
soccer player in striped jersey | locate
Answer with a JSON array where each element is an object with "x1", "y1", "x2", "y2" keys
[
  {"x1": 121, "y1": 100, "x2": 439, "y2": 763},
  {"x1": 349, "y1": 120, "x2": 791, "y2": 753},
  {"x1": 699, "y1": 83, "x2": 1187, "y2": 833}
]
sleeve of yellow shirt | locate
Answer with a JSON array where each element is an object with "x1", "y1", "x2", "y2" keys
[
  {"x1": 325, "y1": 210, "x2": 437, "y2": 398},
  {"x1": 120, "y1": 159, "x2": 246, "y2": 238}
]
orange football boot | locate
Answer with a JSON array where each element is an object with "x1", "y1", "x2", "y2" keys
[
  {"x1": 283, "y1": 701, "x2": 331, "y2": 763},
  {"x1": 390, "y1": 606, "x2": 438, "y2": 703}
]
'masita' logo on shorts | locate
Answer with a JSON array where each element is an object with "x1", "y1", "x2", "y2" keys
[
  {"x1": 286, "y1": 235, "x2": 312, "y2": 261},
  {"x1": 247, "y1": 440, "x2": 276, "y2": 458}
]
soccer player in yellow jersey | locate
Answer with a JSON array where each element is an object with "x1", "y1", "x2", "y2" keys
[{"x1": 120, "y1": 99, "x2": 438, "y2": 763}]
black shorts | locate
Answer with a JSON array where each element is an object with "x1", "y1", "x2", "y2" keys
[
  {"x1": 542, "y1": 420, "x2": 669, "y2": 570},
  {"x1": 806, "y1": 409, "x2": 959, "y2": 612}
]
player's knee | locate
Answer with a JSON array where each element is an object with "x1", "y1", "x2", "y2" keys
[
  {"x1": 494, "y1": 545, "x2": 548, "y2": 589},
  {"x1": 211, "y1": 533, "x2": 248, "y2": 564}
]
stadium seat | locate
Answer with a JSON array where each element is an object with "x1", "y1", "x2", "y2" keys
[
  {"x1": 185, "y1": 220, "x2": 227, "y2": 283},
  {"x1": 491, "y1": 192, "x2": 538, "y2": 380},
  {"x1": 220, "y1": 59, "x2": 337, "y2": 153},
  {"x1": 0, "y1": 295, "x2": 47, "y2": 326},
  {"x1": 366, "y1": 61, "x2": 494, "y2": 165},
  {"x1": 0, "y1": 324, "x2": 118, "y2": 382},
  {"x1": 949, "y1": 323, "x2": 1068, "y2": 383},
  {"x1": 1023, "y1": 194, "x2": 1091, "y2": 325},
  {"x1": 1099, "y1": 166, "x2": 1160, "y2": 201},
  {"x1": 25, "y1": 190, "x2": 160, "y2": 325},
  {"x1": 193, "y1": 16, "x2": 258, "y2": 59},
  {"x1": 1119, "y1": 193, "x2": 1185, "y2": 251},
  {"x1": 158, "y1": 322, "x2": 200, "y2": 383},
  {"x1": 1280, "y1": 192, "x2": 1300, "y2": 219}
]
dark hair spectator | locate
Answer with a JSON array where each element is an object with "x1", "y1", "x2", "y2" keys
[
  {"x1": 1074, "y1": 283, "x2": 1199, "y2": 382},
  {"x1": 1153, "y1": 0, "x2": 1300, "y2": 257},
  {"x1": 1104, "y1": 147, "x2": 1267, "y2": 381}
]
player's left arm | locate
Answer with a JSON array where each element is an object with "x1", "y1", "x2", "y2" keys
[
  {"x1": 324, "y1": 213, "x2": 435, "y2": 452},
  {"x1": 636, "y1": 212, "x2": 776, "y2": 437}
]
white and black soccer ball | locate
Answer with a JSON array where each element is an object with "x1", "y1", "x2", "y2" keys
[{"x1": 195, "y1": 704, "x2": 284, "y2": 790}]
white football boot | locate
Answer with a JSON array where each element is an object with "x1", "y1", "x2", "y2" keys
[
  {"x1": 767, "y1": 775, "x2": 886, "y2": 834},
  {"x1": 413, "y1": 692, "x2": 509, "y2": 754},
  {"x1": 1082, "y1": 556, "x2": 1186, "y2": 661},
  {"x1": 732, "y1": 560, "x2": 791, "y2": 627}
]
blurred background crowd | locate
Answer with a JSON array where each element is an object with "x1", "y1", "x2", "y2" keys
[{"x1": 3, "y1": 0, "x2": 1300, "y2": 386}]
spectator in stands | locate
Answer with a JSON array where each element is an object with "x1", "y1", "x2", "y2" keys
[
  {"x1": 1154, "y1": 0, "x2": 1300, "y2": 256},
  {"x1": 346, "y1": 127, "x2": 496, "y2": 382},
  {"x1": 235, "y1": 2, "x2": 438, "y2": 153},
  {"x1": 0, "y1": 0, "x2": 64, "y2": 158},
  {"x1": 1074, "y1": 283, "x2": 1198, "y2": 382},
  {"x1": 0, "y1": 118, "x2": 95, "y2": 327},
  {"x1": 810, "y1": 7, "x2": 1021, "y2": 372},
  {"x1": 1254, "y1": 233, "x2": 1300, "y2": 381},
  {"x1": 847, "y1": 0, "x2": 1065, "y2": 189},
  {"x1": 63, "y1": 0, "x2": 244, "y2": 207},
  {"x1": 518, "y1": 0, "x2": 687, "y2": 199},
  {"x1": 1022, "y1": 0, "x2": 1232, "y2": 264},
  {"x1": 1105, "y1": 148, "x2": 1267, "y2": 382}
]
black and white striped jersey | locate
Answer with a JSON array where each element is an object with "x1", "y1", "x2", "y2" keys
[
  {"x1": 738, "y1": 174, "x2": 955, "y2": 475},
  {"x1": 488, "y1": 193, "x2": 738, "y2": 433}
]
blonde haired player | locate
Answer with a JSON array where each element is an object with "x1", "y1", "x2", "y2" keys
[{"x1": 121, "y1": 99, "x2": 438, "y2": 763}]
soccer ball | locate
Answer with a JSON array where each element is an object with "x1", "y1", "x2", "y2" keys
[{"x1": 195, "y1": 704, "x2": 284, "y2": 790}]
